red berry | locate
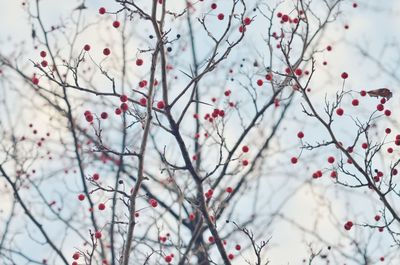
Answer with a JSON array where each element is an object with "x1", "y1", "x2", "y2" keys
[
  {"x1": 351, "y1": 99, "x2": 359, "y2": 106},
  {"x1": 294, "y1": 68, "x2": 302, "y2": 76},
  {"x1": 103, "y1": 48, "x2": 111, "y2": 56},
  {"x1": 98, "y1": 203, "x2": 106, "y2": 210},
  {"x1": 189, "y1": 213, "x2": 195, "y2": 221},
  {"x1": 115, "y1": 108, "x2": 122, "y2": 115},
  {"x1": 256, "y1": 79, "x2": 263, "y2": 86},
  {"x1": 314, "y1": 170, "x2": 323, "y2": 178},
  {"x1": 121, "y1": 103, "x2": 129, "y2": 111},
  {"x1": 326, "y1": 45, "x2": 332, "y2": 51},
  {"x1": 384, "y1": 109, "x2": 391, "y2": 116},
  {"x1": 113, "y1": 21, "x2": 120, "y2": 28},
  {"x1": 139, "y1": 80, "x2": 147, "y2": 88},
  {"x1": 95, "y1": 231, "x2": 102, "y2": 239},
  {"x1": 157, "y1": 100, "x2": 165, "y2": 109},
  {"x1": 282, "y1": 14, "x2": 289, "y2": 22},
  {"x1": 291, "y1": 157, "x2": 298, "y2": 164},
  {"x1": 149, "y1": 198, "x2": 158, "y2": 207},
  {"x1": 99, "y1": 7, "x2": 106, "y2": 14},
  {"x1": 327, "y1": 156, "x2": 335, "y2": 164},
  {"x1": 100, "y1": 112, "x2": 108, "y2": 119},
  {"x1": 84, "y1": 44, "x2": 91, "y2": 51},
  {"x1": 139, "y1": 98, "x2": 147, "y2": 106},
  {"x1": 235, "y1": 244, "x2": 241, "y2": 251},
  {"x1": 374, "y1": 215, "x2": 381, "y2": 221},
  {"x1": 336, "y1": 108, "x2": 344, "y2": 116},
  {"x1": 72, "y1": 252, "x2": 80, "y2": 260},
  {"x1": 297, "y1": 131, "x2": 304, "y2": 139},
  {"x1": 211, "y1": 3, "x2": 217, "y2": 9},
  {"x1": 265, "y1": 73, "x2": 273, "y2": 80},
  {"x1": 120, "y1": 94, "x2": 128, "y2": 102},
  {"x1": 32, "y1": 77, "x2": 39, "y2": 85},
  {"x1": 341, "y1": 72, "x2": 348, "y2": 79},
  {"x1": 360, "y1": 90, "x2": 367, "y2": 96},
  {"x1": 78, "y1": 194, "x2": 85, "y2": 201},
  {"x1": 93, "y1": 173, "x2": 100, "y2": 181},
  {"x1": 376, "y1": 104, "x2": 384, "y2": 111},
  {"x1": 242, "y1": 159, "x2": 249, "y2": 166},
  {"x1": 165, "y1": 256, "x2": 172, "y2": 263},
  {"x1": 136, "y1": 59, "x2": 143, "y2": 66},
  {"x1": 85, "y1": 114, "x2": 94, "y2": 122},
  {"x1": 40, "y1": 50, "x2": 47, "y2": 57},
  {"x1": 242, "y1": 145, "x2": 249, "y2": 153},
  {"x1": 217, "y1": 13, "x2": 224, "y2": 20},
  {"x1": 228, "y1": 254, "x2": 234, "y2": 260},
  {"x1": 344, "y1": 221, "x2": 353, "y2": 230},
  {"x1": 243, "y1": 17, "x2": 251, "y2": 25},
  {"x1": 226, "y1": 187, "x2": 233, "y2": 193}
]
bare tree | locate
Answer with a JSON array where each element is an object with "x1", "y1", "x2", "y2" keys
[{"x1": 1, "y1": 0, "x2": 398, "y2": 265}]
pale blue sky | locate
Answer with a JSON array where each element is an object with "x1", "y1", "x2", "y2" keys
[{"x1": 1, "y1": 0, "x2": 400, "y2": 264}]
